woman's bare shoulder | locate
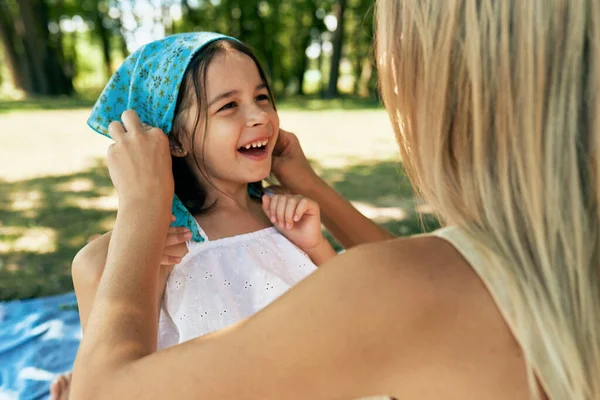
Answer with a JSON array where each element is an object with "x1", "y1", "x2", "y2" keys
[{"x1": 318, "y1": 235, "x2": 529, "y2": 398}]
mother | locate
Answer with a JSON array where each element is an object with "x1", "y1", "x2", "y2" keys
[{"x1": 71, "y1": 1, "x2": 599, "y2": 399}]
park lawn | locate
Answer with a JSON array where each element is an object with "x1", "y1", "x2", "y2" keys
[{"x1": 0, "y1": 98, "x2": 439, "y2": 301}]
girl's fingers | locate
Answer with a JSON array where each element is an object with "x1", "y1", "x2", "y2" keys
[
  {"x1": 284, "y1": 197, "x2": 300, "y2": 229},
  {"x1": 165, "y1": 228, "x2": 192, "y2": 246},
  {"x1": 275, "y1": 195, "x2": 288, "y2": 226},
  {"x1": 160, "y1": 254, "x2": 182, "y2": 266},
  {"x1": 268, "y1": 195, "x2": 280, "y2": 223},
  {"x1": 162, "y1": 242, "x2": 188, "y2": 262},
  {"x1": 294, "y1": 198, "x2": 311, "y2": 222},
  {"x1": 262, "y1": 194, "x2": 271, "y2": 215}
]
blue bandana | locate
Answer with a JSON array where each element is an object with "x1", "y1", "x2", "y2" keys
[{"x1": 88, "y1": 32, "x2": 239, "y2": 242}]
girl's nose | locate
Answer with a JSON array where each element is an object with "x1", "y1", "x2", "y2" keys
[{"x1": 246, "y1": 106, "x2": 269, "y2": 127}]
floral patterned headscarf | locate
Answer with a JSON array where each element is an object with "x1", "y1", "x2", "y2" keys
[{"x1": 88, "y1": 32, "x2": 238, "y2": 242}]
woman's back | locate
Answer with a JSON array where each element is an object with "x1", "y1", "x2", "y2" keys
[{"x1": 327, "y1": 232, "x2": 532, "y2": 399}]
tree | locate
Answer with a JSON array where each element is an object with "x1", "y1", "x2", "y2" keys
[
  {"x1": 0, "y1": 0, "x2": 73, "y2": 95},
  {"x1": 93, "y1": 0, "x2": 112, "y2": 81},
  {"x1": 324, "y1": 0, "x2": 347, "y2": 98}
]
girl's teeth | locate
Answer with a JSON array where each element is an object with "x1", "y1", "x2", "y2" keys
[{"x1": 241, "y1": 139, "x2": 268, "y2": 149}]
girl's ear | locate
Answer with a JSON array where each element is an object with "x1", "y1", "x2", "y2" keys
[{"x1": 169, "y1": 134, "x2": 189, "y2": 157}]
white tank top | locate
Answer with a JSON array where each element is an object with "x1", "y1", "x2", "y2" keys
[{"x1": 157, "y1": 223, "x2": 317, "y2": 349}]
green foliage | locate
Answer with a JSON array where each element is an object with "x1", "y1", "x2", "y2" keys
[{"x1": 0, "y1": 0, "x2": 377, "y2": 99}]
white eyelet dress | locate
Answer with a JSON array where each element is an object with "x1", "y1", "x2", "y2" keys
[{"x1": 157, "y1": 223, "x2": 318, "y2": 349}]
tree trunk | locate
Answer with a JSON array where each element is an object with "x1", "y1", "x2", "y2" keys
[
  {"x1": 0, "y1": 0, "x2": 29, "y2": 90},
  {"x1": 115, "y1": 16, "x2": 129, "y2": 58},
  {"x1": 94, "y1": 0, "x2": 112, "y2": 82},
  {"x1": 294, "y1": 1, "x2": 318, "y2": 96},
  {"x1": 3, "y1": 0, "x2": 73, "y2": 95},
  {"x1": 324, "y1": 0, "x2": 347, "y2": 99},
  {"x1": 19, "y1": 0, "x2": 50, "y2": 94}
]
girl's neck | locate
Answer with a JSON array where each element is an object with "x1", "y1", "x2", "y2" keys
[{"x1": 205, "y1": 182, "x2": 255, "y2": 212}]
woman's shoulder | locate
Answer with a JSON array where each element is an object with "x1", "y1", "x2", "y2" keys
[
  {"x1": 314, "y1": 234, "x2": 528, "y2": 397},
  {"x1": 330, "y1": 233, "x2": 476, "y2": 291},
  {"x1": 327, "y1": 233, "x2": 506, "y2": 325}
]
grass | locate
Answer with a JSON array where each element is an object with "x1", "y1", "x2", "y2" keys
[
  {"x1": 0, "y1": 92, "x2": 382, "y2": 115},
  {"x1": 0, "y1": 98, "x2": 436, "y2": 301},
  {"x1": 0, "y1": 92, "x2": 100, "y2": 115}
]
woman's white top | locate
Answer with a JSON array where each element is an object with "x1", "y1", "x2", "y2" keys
[{"x1": 157, "y1": 224, "x2": 317, "y2": 349}]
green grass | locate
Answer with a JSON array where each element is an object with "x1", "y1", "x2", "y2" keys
[
  {"x1": 0, "y1": 92, "x2": 101, "y2": 114},
  {"x1": 0, "y1": 102, "x2": 436, "y2": 301},
  {"x1": 0, "y1": 93, "x2": 381, "y2": 115}
]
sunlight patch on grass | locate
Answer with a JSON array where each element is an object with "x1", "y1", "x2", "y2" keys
[
  {"x1": 10, "y1": 190, "x2": 42, "y2": 211},
  {"x1": 0, "y1": 227, "x2": 56, "y2": 254},
  {"x1": 68, "y1": 194, "x2": 118, "y2": 210},
  {"x1": 351, "y1": 201, "x2": 408, "y2": 221},
  {"x1": 55, "y1": 178, "x2": 95, "y2": 193}
]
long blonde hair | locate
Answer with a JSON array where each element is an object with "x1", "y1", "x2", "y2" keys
[{"x1": 375, "y1": 0, "x2": 600, "y2": 398}]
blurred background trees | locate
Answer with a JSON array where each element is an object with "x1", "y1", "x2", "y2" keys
[{"x1": 0, "y1": 0, "x2": 378, "y2": 99}]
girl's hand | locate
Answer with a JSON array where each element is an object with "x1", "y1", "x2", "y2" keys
[
  {"x1": 162, "y1": 216, "x2": 191, "y2": 267},
  {"x1": 262, "y1": 194, "x2": 325, "y2": 254},
  {"x1": 262, "y1": 194, "x2": 337, "y2": 266}
]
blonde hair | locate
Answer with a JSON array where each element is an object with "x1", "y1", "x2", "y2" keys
[{"x1": 375, "y1": 0, "x2": 600, "y2": 398}]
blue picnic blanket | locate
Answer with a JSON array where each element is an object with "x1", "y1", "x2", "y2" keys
[{"x1": 0, "y1": 292, "x2": 81, "y2": 400}]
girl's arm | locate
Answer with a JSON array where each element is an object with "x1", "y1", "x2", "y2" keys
[
  {"x1": 271, "y1": 130, "x2": 395, "y2": 249},
  {"x1": 72, "y1": 226, "x2": 191, "y2": 331}
]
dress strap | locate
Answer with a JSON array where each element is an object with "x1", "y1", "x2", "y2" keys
[
  {"x1": 432, "y1": 227, "x2": 514, "y2": 337},
  {"x1": 185, "y1": 217, "x2": 209, "y2": 251}
]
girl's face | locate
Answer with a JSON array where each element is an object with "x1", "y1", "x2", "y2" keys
[{"x1": 184, "y1": 50, "x2": 279, "y2": 190}]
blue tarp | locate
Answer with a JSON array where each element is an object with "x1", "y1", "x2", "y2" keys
[{"x1": 0, "y1": 292, "x2": 81, "y2": 400}]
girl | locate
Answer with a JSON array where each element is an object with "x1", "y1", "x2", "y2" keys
[{"x1": 50, "y1": 32, "x2": 336, "y2": 399}]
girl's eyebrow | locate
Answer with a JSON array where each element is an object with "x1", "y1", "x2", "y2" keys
[{"x1": 208, "y1": 83, "x2": 267, "y2": 107}]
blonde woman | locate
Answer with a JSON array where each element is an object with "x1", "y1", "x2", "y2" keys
[{"x1": 70, "y1": 1, "x2": 599, "y2": 399}]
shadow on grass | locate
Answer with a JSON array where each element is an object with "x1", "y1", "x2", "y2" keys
[
  {"x1": 1, "y1": 158, "x2": 439, "y2": 301},
  {"x1": 317, "y1": 159, "x2": 441, "y2": 251},
  {"x1": 0, "y1": 160, "x2": 116, "y2": 301}
]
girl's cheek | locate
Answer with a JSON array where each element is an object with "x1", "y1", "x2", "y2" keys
[{"x1": 270, "y1": 110, "x2": 280, "y2": 129}]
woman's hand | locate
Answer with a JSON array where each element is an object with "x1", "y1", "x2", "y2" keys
[
  {"x1": 262, "y1": 194, "x2": 336, "y2": 265},
  {"x1": 107, "y1": 110, "x2": 173, "y2": 210},
  {"x1": 271, "y1": 129, "x2": 318, "y2": 192}
]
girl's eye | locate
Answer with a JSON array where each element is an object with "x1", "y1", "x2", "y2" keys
[
  {"x1": 219, "y1": 102, "x2": 237, "y2": 112},
  {"x1": 256, "y1": 94, "x2": 270, "y2": 102}
]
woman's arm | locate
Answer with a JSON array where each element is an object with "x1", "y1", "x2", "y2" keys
[
  {"x1": 71, "y1": 235, "x2": 431, "y2": 400},
  {"x1": 272, "y1": 130, "x2": 394, "y2": 248}
]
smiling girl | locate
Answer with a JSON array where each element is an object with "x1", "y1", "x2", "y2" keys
[{"x1": 50, "y1": 32, "x2": 336, "y2": 399}]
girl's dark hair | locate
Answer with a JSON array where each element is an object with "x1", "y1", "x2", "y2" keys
[{"x1": 170, "y1": 38, "x2": 276, "y2": 215}]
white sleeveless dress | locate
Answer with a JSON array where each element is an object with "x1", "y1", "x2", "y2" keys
[{"x1": 158, "y1": 223, "x2": 317, "y2": 349}]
